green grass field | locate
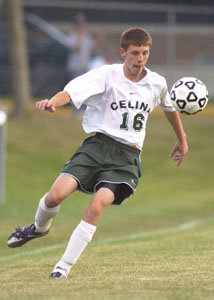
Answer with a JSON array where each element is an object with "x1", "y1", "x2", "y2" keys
[{"x1": 0, "y1": 104, "x2": 214, "y2": 300}]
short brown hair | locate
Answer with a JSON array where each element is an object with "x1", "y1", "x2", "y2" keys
[{"x1": 120, "y1": 27, "x2": 152, "y2": 51}]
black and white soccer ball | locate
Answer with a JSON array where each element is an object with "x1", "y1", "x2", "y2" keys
[{"x1": 170, "y1": 77, "x2": 209, "y2": 115}]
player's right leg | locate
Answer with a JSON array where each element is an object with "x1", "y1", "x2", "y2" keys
[
  {"x1": 7, "y1": 174, "x2": 78, "y2": 248},
  {"x1": 49, "y1": 187, "x2": 115, "y2": 279}
]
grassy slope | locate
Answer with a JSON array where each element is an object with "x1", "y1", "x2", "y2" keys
[{"x1": 0, "y1": 104, "x2": 214, "y2": 299}]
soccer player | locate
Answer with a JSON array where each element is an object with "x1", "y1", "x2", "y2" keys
[{"x1": 7, "y1": 27, "x2": 188, "y2": 279}]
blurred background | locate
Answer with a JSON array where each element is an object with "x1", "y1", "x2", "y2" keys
[
  {"x1": 0, "y1": 0, "x2": 214, "y2": 115},
  {"x1": 0, "y1": 3, "x2": 214, "y2": 297}
]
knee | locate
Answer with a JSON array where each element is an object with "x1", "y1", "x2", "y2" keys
[
  {"x1": 86, "y1": 204, "x2": 101, "y2": 219},
  {"x1": 83, "y1": 202, "x2": 107, "y2": 225},
  {"x1": 45, "y1": 189, "x2": 65, "y2": 207}
]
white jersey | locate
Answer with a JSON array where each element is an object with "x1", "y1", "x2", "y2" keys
[{"x1": 64, "y1": 64, "x2": 175, "y2": 150}]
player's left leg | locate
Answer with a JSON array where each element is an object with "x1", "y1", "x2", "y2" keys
[{"x1": 49, "y1": 187, "x2": 114, "y2": 279}]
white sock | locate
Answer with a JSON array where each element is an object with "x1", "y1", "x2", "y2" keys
[
  {"x1": 53, "y1": 220, "x2": 96, "y2": 276},
  {"x1": 35, "y1": 194, "x2": 60, "y2": 233}
]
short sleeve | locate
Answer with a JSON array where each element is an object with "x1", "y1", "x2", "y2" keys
[
  {"x1": 158, "y1": 78, "x2": 176, "y2": 112},
  {"x1": 64, "y1": 66, "x2": 108, "y2": 109}
]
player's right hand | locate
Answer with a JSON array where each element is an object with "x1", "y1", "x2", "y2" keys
[{"x1": 35, "y1": 99, "x2": 56, "y2": 112}]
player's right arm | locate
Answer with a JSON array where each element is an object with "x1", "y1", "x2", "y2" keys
[{"x1": 35, "y1": 91, "x2": 71, "y2": 112}]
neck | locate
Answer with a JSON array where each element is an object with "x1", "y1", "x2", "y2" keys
[{"x1": 123, "y1": 65, "x2": 147, "y2": 82}]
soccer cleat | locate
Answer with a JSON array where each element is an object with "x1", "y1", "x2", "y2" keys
[
  {"x1": 7, "y1": 223, "x2": 49, "y2": 248},
  {"x1": 49, "y1": 267, "x2": 67, "y2": 279}
]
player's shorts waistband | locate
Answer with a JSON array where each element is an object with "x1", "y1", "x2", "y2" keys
[{"x1": 95, "y1": 133, "x2": 141, "y2": 155}]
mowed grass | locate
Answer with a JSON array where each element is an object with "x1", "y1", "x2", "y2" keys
[{"x1": 0, "y1": 103, "x2": 214, "y2": 300}]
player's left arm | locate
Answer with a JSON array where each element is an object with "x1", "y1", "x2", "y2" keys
[{"x1": 164, "y1": 110, "x2": 188, "y2": 167}]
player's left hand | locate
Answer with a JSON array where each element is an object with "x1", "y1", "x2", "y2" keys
[{"x1": 170, "y1": 139, "x2": 188, "y2": 167}]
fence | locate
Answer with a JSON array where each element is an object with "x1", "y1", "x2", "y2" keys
[
  {"x1": 0, "y1": 1, "x2": 211, "y2": 97},
  {"x1": 22, "y1": 0, "x2": 214, "y2": 97}
]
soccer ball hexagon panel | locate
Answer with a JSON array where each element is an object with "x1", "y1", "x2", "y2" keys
[{"x1": 170, "y1": 77, "x2": 209, "y2": 115}]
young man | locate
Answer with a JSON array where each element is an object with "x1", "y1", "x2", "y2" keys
[{"x1": 7, "y1": 27, "x2": 188, "y2": 279}]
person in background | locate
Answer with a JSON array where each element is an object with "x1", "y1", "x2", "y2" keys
[
  {"x1": 88, "y1": 45, "x2": 118, "y2": 70},
  {"x1": 66, "y1": 13, "x2": 95, "y2": 80}
]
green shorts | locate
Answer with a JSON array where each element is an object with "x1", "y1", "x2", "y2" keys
[{"x1": 61, "y1": 133, "x2": 141, "y2": 205}]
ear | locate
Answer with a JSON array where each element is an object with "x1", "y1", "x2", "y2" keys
[{"x1": 120, "y1": 48, "x2": 126, "y2": 58}]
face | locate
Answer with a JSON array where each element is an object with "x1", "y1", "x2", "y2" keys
[{"x1": 120, "y1": 44, "x2": 150, "y2": 81}]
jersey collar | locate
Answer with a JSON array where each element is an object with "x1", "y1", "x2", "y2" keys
[{"x1": 121, "y1": 64, "x2": 150, "y2": 85}]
